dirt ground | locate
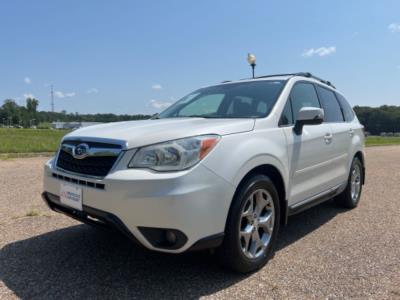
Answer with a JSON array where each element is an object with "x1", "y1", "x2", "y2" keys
[{"x1": 1, "y1": 146, "x2": 399, "y2": 299}]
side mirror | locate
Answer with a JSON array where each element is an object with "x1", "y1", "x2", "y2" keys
[{"x1": 294, "y1": 107, "x2": 324, "y2": 135}]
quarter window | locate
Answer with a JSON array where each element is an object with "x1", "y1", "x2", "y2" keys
[
  {"x1": 316, "y1": 86, "x2": 344, "y2": 123},
  {"x1": 279, "y1": 100, "x2": 293, "y2": 126},
  {"x1": 336, "y1": 93, "x2": 355, "y2": 122},
  {"x1": 290, "y1": 83, "x2": 321, "y2": 121}
]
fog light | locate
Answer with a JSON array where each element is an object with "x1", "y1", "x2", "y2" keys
[
  {"x1": 166, "y1": 230, "x2": 177, "y2": 244},
  {"x1": 138, "y1": 227, "x2": 188, "y2": 249}
]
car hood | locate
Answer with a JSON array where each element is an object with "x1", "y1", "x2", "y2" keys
[{"x1": 63, "y1": 118, "x2": 255, "y2": 149}]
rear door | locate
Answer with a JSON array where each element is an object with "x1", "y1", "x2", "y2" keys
[
  {"x1": 335, "y1": 92, "x2": 359, "y2": 173},
  {"x1": 316, "y1": 85, "x2": 349, "y2": 186},
  {"x1": 280, "y1": 82, "x2": 335, "y2": 206}
]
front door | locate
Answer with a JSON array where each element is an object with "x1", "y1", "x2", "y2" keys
[
  {"x1": 280, "y1": 82, "x2": 336, "y2": 206},
  {"x1": 283, "y1": 124, "x2": 334, "y2": 205}
]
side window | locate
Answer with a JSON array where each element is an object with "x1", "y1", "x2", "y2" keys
[
  {"x1": 178, "y1": 94, "x2": 224, "y2": 116},
  {"x1": 316, "y1": 86, "x2": 344, "y2": 123},
  {"x1": 336, "y1": 93, "x2": 355, "y2": 122},
  {"x1": 279, "y1": 100, "x2": 293, "y2": 126},
  {"x1": 290, "y1": 83, "x2": 320, "y2": 121}
]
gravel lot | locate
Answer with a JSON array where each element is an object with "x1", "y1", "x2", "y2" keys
[{"x1": 1, "y1": 146, "x2": 399, "y2": 299}]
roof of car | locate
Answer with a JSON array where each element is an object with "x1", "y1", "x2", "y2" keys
[{"x1": 220, "y1": 72, "x2": 336, "y2": 89}]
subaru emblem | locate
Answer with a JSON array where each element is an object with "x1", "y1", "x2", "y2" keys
[{"x1": 73, "y1": 143, "x2": 90, "y2": 159}]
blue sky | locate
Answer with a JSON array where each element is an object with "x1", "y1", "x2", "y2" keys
[{"x1": 0, "y1": 0, "x2": 399, "y2": 114}]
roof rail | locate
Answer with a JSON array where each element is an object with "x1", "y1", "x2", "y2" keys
[
  {"x1": 294, "y1": 72, "x2": 336, "y2": 89},
  {"x1": 253, "y1": 72, "x2": 336, "y2": 89},
  {"x1": 254, "y1": 73, "x2": 298, "y2": 79}
]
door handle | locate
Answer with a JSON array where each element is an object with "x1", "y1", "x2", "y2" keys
[
  {"x1": 349, "y1": 128, "x2": 354, "y2": 137},
  {"x1": 324, "y1": 133, "x2": 333, "y2": 144}
]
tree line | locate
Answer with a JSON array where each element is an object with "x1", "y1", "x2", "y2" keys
[
  {"x1": 353, "y1": 105, "x2": 400, "y2": 135},
  {"x1": 1, "y1": 98, "x2": 399, "y2": 135},
  {"x1": 0, "y1": 98, "x2": 151, "y2": 128}
]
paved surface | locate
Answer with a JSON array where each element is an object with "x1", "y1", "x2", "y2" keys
[{"x1": 0, "y1": 147, "x2": 399, "y2": 299}]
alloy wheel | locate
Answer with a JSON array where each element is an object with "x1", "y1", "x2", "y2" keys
[
  {"x1": 239, "y1": 189, "x2": 275, "y2": 259},
  {"x1": 351, "y1": 164, "x2": 361, "y2": 201}
]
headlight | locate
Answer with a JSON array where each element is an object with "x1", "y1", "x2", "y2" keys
[{"x1": 128, "y1": 135, "x2": 220, "y2": 171}]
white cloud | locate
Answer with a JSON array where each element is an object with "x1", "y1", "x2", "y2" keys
[
  {"x1": 54, "y1": 91, "x2": 76, "y2": 98},
  {"x1": 24, "y1": 77, "x2": 31, "y2": 84},
  {"x1": 23, "y1": 93, "x2": 34, "y2": 99},
  {"x1": 87, "y1": 88, "x2": 99, "y2": 94},
  {"x1": 151, "y1": 84, "x2": 163, "y2": 90},
  {"x1": 388, "y1": 23, "x2": 400, "y2": 33},
  {"x1": 54, "y1": 91, "x2": 64, "y2": 98},
  {"x1": 149, "y1": 99, "x2": 172, "y2": 109},
  {"x1": 302, "y1": 46, "x2": 336, "y2": 57}
]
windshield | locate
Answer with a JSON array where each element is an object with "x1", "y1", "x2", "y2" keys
[{"x1": 158, "y1": 80, "x2": 286, "y2": 119}]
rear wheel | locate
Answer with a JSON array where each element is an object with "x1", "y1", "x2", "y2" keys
[
  {"x1": 218, "y1": 175, "x2": 280, "y2": 273},
  {"x1": 335, "y1": 157, "x2": 363, "y2": 208}
]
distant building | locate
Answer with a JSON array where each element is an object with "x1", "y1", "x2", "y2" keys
[{"x1": 52, "y1": 121, "x2": 102, "y2": 130}]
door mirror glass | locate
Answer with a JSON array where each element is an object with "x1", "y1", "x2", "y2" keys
[{"x1": 294, "y1": 107, "x2": 324, "y2": 134}]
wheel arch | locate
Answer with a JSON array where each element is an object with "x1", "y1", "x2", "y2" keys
[
  {"x1": 354, "y1": 151, "x2": 366, "y2": 185},
  {"x1": 230, "y1": 164, "x2": 288, "y2": 227}
]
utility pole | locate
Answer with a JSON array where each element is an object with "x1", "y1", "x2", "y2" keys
[{"x1": 51, "y1": 84, "x2": 55, "y2": 113}]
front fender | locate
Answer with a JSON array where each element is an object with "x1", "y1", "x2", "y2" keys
[
  {"x1": 201, "y1": 129, "x2": 289, "y2": 193},
  {"x1": 231, "y1": 154, "x2": 288, "y2": 190}
]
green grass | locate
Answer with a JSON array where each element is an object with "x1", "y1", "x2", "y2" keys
[
  {"x1": 0, "y1": 128, "x2": 68, "y2": 153},
  {"x1": 0, "y1": 128, "x2": 399, "y2": 154},
  {"x1": 365, "y1": 136, "x2": 400, "y2": 147}
]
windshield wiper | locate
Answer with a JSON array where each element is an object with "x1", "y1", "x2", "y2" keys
[
  {"x1": 185, "y1": 115, "x2": 221, "y2": 119},
  {"x1": 160, "y1": 115, "x2": 222, "y2": 119}
]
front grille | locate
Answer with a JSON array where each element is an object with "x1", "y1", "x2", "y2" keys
[
  {"x1": 52, "y1": 173, "x2": 105, "y2": 190},
  {"x1": 56, "y1": 141, "x2": 122, "y2": 177}
]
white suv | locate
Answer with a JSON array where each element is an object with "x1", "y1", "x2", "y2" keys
[{"x1": 43, "y1": 72, "x2": 365, "y2": 273}]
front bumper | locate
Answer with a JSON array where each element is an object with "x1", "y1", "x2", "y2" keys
[
  {"x1": 42, "y1": 191, "x2": 142, "y2": 244},
  {"x1": 43, "y1": 159, "x2": 235, "y2": 253}
]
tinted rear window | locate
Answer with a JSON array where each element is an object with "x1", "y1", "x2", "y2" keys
[{"x1": 316, "y1": 86, "x2": 344, "y2": 123}]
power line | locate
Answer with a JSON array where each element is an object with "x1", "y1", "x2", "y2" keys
[{"x1": 51, "y1": 85, "x2": 54, "y2": 112}]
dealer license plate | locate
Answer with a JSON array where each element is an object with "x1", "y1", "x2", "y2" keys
[{"x1": 60, "y1": 183, "x2": 83, "y2": 211}]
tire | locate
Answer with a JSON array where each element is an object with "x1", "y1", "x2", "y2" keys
[
  {"x1": 218, "y1": 174, "x2": 280, "y2": 273},
  {"x1": 335, "y1": 157, "x2": 363, "y2": 208}
]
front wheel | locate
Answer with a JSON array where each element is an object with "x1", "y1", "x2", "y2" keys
[
  {"x1": 335, "y1": 157, "x2": 363, "y2": 208},
  {"x1": 218, "y1": 175, "x2": 280, "y2": 273}
]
